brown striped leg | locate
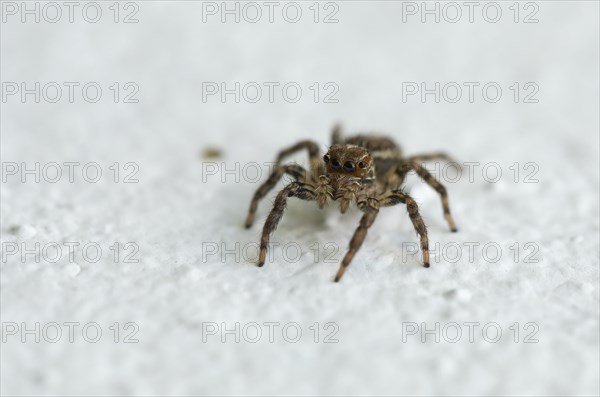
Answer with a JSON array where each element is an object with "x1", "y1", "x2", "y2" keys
[
  {"x1": 333, "y1": 201, "x2": 379, "y2": 282},
  {"x1": 399, "y1": 161, "x2": 458, "y2": 232},
  {"x1": 245, "y1": 164, "x2": 306, "y2": 228},
  {"x1": 379, "y1": 191, "x2": 430, "y2": 268},
  {"x1": 407, "y1": 152, "x2": 458, "y2": 164},
  {"x1": 275, "y1": 140, "x2": 322, "y2": 174},
  {"x1": 258, "y1": 183, "x2": 316, "y2": 267},
  {"x1": 331, "y1": 124, "x2": 343, "y2": 145}
]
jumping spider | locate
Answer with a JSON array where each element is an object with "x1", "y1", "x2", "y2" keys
[{"x1": 244, "y1": 125, "x2": 458, "y2": 282}]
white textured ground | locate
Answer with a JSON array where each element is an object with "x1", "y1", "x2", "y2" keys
[{"x1": 1, "y1": 1, "x2": 599, "y2": 396}]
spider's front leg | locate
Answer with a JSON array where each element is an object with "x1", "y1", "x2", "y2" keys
[
  {"x1": 397, "y1": 161, "x2": 458, "y2": 232},
  {"x1": 379, "y1": 190, "x2": 430, "y2": 268},
  {"x1": 275, "y1": 140, "x2": 322, "y2": 174},
  {"x1": 258, "y1": 182, "x2": 317, "y2": 266},
  {"x1": 333, "y1": 199, "x2": 380, "y2": 282},
  {"x1": 245, "y1": 164, "x2": 306, "y2": 228}
]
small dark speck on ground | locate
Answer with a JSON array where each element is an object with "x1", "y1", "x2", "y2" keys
[
  {"x1": 201, "y1": 147, "x2": 223, "y2": 159},
  {"x1": 7, "y1": 225, "x2": 21, "y2": 235}
]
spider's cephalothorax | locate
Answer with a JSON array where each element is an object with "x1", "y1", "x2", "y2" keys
[
  {"x1": 244, "y1": 125, "x2": 458, "y2": 282},
  {"x1": 323, "y1": 144, "x2": 375, "y2": 178},
  {"x1": 316, "y1": 144, "x2": 376, "y2": 212}
]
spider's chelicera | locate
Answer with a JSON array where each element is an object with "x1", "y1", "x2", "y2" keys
[{"x1": 244, "y1": 125, "x2": 458, "y2": 282}]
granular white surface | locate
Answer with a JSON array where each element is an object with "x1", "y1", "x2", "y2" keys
[{"x1": 1, "y1": 2, "x2": 599, "y2": 396}]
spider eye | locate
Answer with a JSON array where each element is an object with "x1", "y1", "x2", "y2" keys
[
  {"x1": 358, "y1": 162, "x2": 367, "y2": 169},
  {"x1": 331, "y1": 159, "x2": 341, "y2": 169},
  {"x1": 323, "y1": 154, "x2": 330, "y2": 163},
  {"x1": 343, "y1": 162, "x2": 355, "y2": 172}
]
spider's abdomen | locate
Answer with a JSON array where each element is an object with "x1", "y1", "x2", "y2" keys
[{"x1": 343, "y1": 134, "x2": 398, "y2": 152}]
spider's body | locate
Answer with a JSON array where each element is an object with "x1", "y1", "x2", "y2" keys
[{"x1": 245, "y1": 126, "x2": 458, "y2": 282}]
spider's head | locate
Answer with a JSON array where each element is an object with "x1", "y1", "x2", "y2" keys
[{"x1": 323, "y1": 144, "x2": 373, "y2": 178}]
